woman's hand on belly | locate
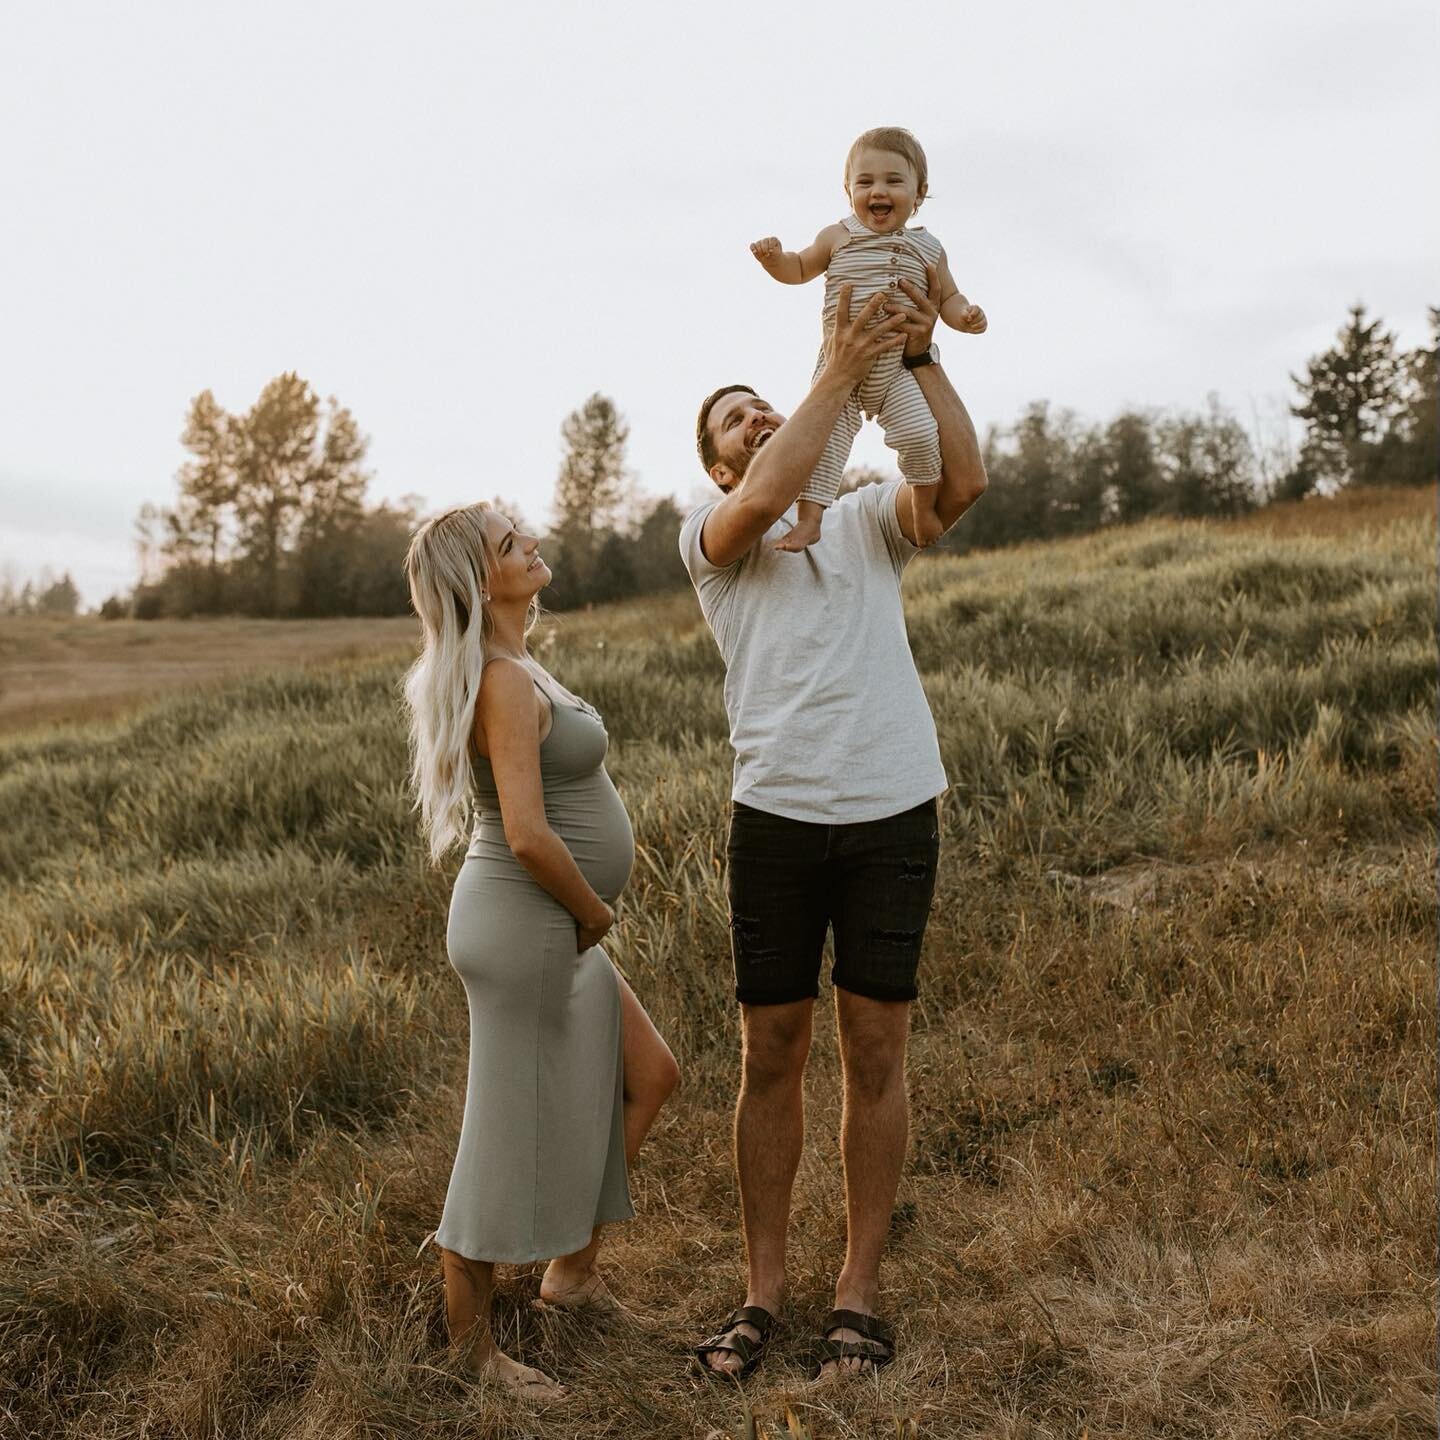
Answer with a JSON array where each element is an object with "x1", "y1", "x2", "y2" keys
[{"x1": 576, "y1": 900, "x2": 614, "y2": 955}]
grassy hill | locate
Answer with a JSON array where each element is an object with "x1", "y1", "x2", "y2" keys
[{"x1": 0, "y1": 492, "x2": 1434, "y2": 1438}]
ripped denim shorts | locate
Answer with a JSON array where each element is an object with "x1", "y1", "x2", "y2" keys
[{"x1": 725, "y1": 797, "x2": 940, "y2": 1006}]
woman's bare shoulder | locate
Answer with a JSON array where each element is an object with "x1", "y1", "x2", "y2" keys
[{"x1": 475, "y1": 656, "x2": 547, "y2": 756}]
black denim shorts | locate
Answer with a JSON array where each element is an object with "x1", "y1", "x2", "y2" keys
[{"x1": 725, "y1": 797, "x2": 941, "y2": 1006}]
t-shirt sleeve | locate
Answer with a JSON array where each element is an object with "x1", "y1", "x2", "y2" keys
[
  {"x1": 679, "y1": 500, "x2": 732, "y2": 580},
  {"x1": 864, "y1": 480, "x2": 921, "y2": 579},
  {"x1": 678, "y1": 499, "x2": 743, "y2": 651}
]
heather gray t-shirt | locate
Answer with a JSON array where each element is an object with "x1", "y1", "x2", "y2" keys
[{"x1": 679, "y1": 479, "x2": 947, "y2": 824}]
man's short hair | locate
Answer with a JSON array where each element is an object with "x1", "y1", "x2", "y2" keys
[
  {"x1": 845, "y1": 126, "x2": 929, "y2": 202},
  {"x1": 695, "y1": 384, "x2": 758, "y2": 476}
]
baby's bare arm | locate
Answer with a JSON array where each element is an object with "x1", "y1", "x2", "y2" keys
[
  {"x1": 750, "y1": 223, "x2": 845, "y2": 285},
  {"x1": 935, "y1": 250, "x2": 987, "y2": 334}
]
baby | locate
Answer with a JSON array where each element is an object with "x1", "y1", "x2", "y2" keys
[{"x1": 751, "y1": 126, "x2": 987, "y2": 549}]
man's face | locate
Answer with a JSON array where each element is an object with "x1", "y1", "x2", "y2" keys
[{"x1": 707, "y1": 391, "x2": 785, "y2": 489}]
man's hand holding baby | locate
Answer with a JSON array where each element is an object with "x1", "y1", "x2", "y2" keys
[
  {"x1": 891, "y1": 267, "x2": 942, "y2": 355},
  {"x1": 893, "y1": 266, "x2": 987, "y2": 343}
]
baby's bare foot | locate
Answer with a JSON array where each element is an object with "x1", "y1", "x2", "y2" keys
[
  {"x1": 913, "y1": 506, "x2": 944, "y2": 547},
  {"x1": 775, "y1": 515, "x2": 823, "y2": 551},
  {"x1": 908, "y1": 487, "x2": 945, "y2": 548}
]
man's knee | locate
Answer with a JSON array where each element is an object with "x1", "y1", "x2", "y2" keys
[
  {"x1": 838, "y1": 997, "x2": 910, "y2": 1102},
  {"x1": 741, "y1": 1004, "x2": 813, "y2": 1090},
  {"x1": 842, "y1": 1045, "x2": 907, "y2": 1105}
]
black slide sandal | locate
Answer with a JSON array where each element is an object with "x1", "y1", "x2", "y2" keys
[
  {"x1": 693, "y1": 1305, "x2": 776, "y2": 1379},
  {"x1": 812, "y1": 1308, "x2": 895, "y2": 1377}
]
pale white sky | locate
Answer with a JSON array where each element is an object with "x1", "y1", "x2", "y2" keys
[{"x1": 2, "y1": 0, "x2": 1436, "y2": 606}]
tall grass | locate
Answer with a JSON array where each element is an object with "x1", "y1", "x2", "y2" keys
[{"x1": 0, "y1": 509, "x2": 1433, "y2": 1438}]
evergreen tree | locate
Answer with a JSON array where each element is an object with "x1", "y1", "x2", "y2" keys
[
  {"x1": 626, "y1": 496, "x2": 689, "y2": 595},
  {"x1": 1011, "y1": 401, "x2": 1067, "y2": 538},
  {"x1": 1291, "y1": 303, "x2": 1404, "y2": 487},
  {"x1": 1051, "y1": 426, "x2": 1108, "y2": 536},
  {"x1": 1392, "y1": 307, "x2": 1438, "y2": 487},
  {"x1": 36, "y1": 572, "x2": 80, "y2": 616},
  {"x1": 587, "y1": 531, "x2": 638, "y2": 606},
  {"x1": 1106, "y1": 411, "x2": 1163, "y2": 523}
]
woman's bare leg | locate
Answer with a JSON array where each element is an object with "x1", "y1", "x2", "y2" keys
[
  {"x1": 540, "y1": 972, "x2": 679, "y2": 1306},
  {"x1": 442, "y1": 1249, "x2": 563, "y2": 1400}
]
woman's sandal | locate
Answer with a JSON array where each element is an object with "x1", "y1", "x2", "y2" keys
[
  {"x1": 692, "y1": 1305, "x2": 776, "y2": 1379},
  {"x1": 811, "y1": 1308, "x2": 895, "y2": 1378}
]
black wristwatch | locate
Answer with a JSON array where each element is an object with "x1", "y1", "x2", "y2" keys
[{"x1": 901, "y1": 343, "x2": 939, "y2": 371}]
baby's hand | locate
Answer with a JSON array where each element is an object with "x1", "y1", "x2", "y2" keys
[
  {"x1": 750, "y1": 236, "x2": 784, "y2": 268},
  {"x1": 956, "y1": 303, "x2": 988, "y2": 334}
]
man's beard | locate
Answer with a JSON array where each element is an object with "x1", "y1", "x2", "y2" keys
[
  {"x1": 725, "y1": 427, "x2": 773, "y2": 483},
  {"x1": 726, "y1": 446, "x2": 753, "y2": 482}
]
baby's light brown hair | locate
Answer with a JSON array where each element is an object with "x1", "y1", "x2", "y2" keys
[{"x1": 844, "y1": 127, "x2": 929, "y2": 203}]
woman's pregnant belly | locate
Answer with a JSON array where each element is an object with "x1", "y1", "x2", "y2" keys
[
  {"x1": 467, "y1": 769, "x2": 634, "y2": 906},
  {"x1": 547, "y1": 770, "x2": 634, "y2": 904}
]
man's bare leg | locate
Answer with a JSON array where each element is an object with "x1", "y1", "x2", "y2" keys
[
  {"x1": 822, "y1": 988, "x2": 911, "y2": 1377},
  {"x1": 699, "y1": 998, "x2": 814, "y2": 1374}
]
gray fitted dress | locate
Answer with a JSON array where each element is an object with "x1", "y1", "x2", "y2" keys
[{"x1": 435, "y1": 676, "x2": 635, "y2": 1263}]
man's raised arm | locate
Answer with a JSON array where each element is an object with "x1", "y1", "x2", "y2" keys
[
  {"x1": 893, "y1": 268, "x2": 988, "y2": 544},
  {"x1": 699, "y1": 287, "x2": 905, "y2": 569}
]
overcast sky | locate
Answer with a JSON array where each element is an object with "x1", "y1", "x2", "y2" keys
[{"x1": 2, "y1": 0, "x2": 1436, "y2": 606}]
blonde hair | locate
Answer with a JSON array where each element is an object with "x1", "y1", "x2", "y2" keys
[
  {"x1": 401, "y1": 502, "x2": 537, "y2": 863},
  {"x1": 844, "y1": 126, "x2": 929, "y2": 204}
]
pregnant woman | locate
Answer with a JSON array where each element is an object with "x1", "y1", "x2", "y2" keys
[{"x1": 402, "y1": 502, "x2": 679, "y2": 1402}]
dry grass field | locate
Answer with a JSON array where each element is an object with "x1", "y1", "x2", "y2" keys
[
  {"x1": 0, "y1": 488, "x2": 1434, "y2": 1439},
  {"x1": 0, "y1": 616, "x2": 422, "y2": 733}
]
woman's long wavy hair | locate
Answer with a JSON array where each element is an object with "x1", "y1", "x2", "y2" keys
[{"x1": 401, "y1": 503, "x2": 537, "y2": 863}]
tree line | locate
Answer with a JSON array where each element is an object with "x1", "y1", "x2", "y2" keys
[
  {"x1": 109, "y1": 378, "x2": 686, "y2": 620},
  {"x1": 0, "y1": 567, "x2": 81, "y2": 617},
  {"x1": 64, "y1": 300, "x2": 1433, "y2": 619},
  {"x1": 937, "y1": 302, "x2": 1435, "y2": 554}
]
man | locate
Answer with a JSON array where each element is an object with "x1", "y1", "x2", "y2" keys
[{"x1": 679, "y1": 271, "x2": 988, "y2": 1379}]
